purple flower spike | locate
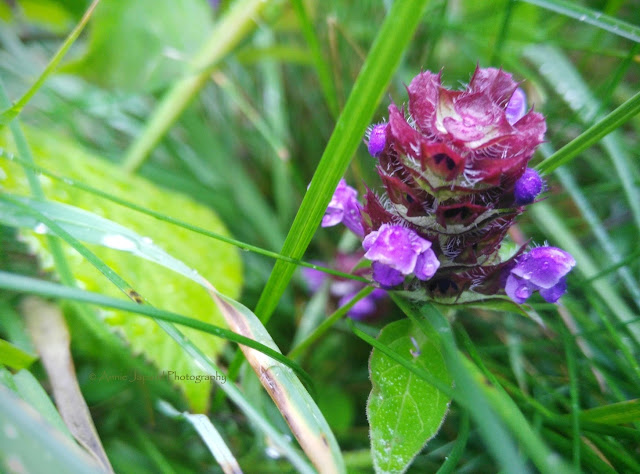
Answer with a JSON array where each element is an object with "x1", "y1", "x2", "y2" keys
[
  {"x1": 506, "y1": 87, "x2": 527, "y2": 125},
  {"x1": 322, "y1": 179, "x2": 364, "y2": 236},
  {"x1": 363, "y1": 224, "x2": 440, "y2": 286},
  {"x1": 367, "y1": 123, "x2": 387, "y2": 157},
  {"x1": 505, "y1": 246, "x2": 576, "y2": 304},
  {"x1": 514, "y1": 168, "x2": 544, "y2": 205}
]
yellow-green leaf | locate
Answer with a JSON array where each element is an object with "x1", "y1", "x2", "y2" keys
[{"x1": 0, "y1": 127, "x2": 242, "y2": 412}]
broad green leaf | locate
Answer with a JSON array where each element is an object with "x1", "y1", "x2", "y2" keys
[
  {"x1": 368, "y1": 319, "x2": 451, "y2": 474},
  {"x1": 66, "y1": 0, "x2": 213, "y2": 92},
  {"x1": 0, "y1": 127, "x2": 242, "y2": 412},
  {"x1": 0, "y1": 385, "x2": 102, "y2": 474}
]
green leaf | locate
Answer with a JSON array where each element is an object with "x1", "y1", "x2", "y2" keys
[
  {"x1": 577, "y1": 399, "x2": 640, "y2": 425},
  {"x1": 0, "y1": 127, "x2": 243, "y2": 413},
  {"x1": 367, "y1": 319, "x2": 451, "y2": 474},
  {"x1": 66, "y1": 0, "x2": 213, "y2": 92}
]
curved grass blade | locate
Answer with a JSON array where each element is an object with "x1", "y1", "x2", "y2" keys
[
  {"x1": 520, "y1": 0, "x2": 640, "y2": 43},
  {"x1": 0, "y1": 0, "x2": 101, "y2": 126},
  {"x1": 255, "y1": 0, "x2": 433, "y2": 325},
  {"x1": 0, "y1": 194, "x2": 344, "y2": 471},
  {"x1": 158, "y1": 401, "x2": 243, "y2": 474},
  {"x1": 122, "y1": 0, "x2": 273, "y2": 172},
  {"x1": 0, "y1": 150, "x2": 368, "y2": 285},
  {"x1": 0, "y1": 385, "x2": 102, "y2": 474}
]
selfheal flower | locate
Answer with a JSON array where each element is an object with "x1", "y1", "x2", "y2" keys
[
  {"x1": 367, "y1": 123, "x2": 387, "y2": 157},
  {"x1": 514, "y1": 168, "x2": 544, "y2": 205},
  {"x1": 505, "y1": 246, "x2": 576, "y2": 304},
  {"x1": 338, "y1": 289, "x2": 387, "y2": 320},
  {"x1": 322, "y1": 179, "x2": 364, "y2": 236},
  {"x1": 363, "y1": 224, "x2": 439, "y2": 286},
  {"x1": 505, "y1": 87, "x2": 527, "y2": 125}
]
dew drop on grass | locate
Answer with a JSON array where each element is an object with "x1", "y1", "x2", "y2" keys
[
  {"x1": 101, "y1": 234, "x2": 137, "y2": 251},
  {"x1": 34, "y1": 223, "x2": 48, "y2": 234}
]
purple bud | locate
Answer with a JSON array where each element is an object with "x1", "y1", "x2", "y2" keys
[
  {"x1": 514, "y1": 168, "x2": 544, "y2": 205},
  {"x1": 367, "y1": 123, "x2": 387, "y2": 157},
  {"x1": 506, "y1": 87, "x2": 527, "y2": 125},
  {"x1": 301, "y1": 263, "x2": 328, "y2": 292},
  {"x1": 322, "y1": 179, "x2": 364, "y2": 236},
  {"x1": 363, "y1": 224, "x2": 440, "y2": 286},
  {"x1": 505, "y1": 246, "x2": 575, "y2": 304}
]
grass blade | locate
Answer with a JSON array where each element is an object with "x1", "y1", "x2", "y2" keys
[
  {"x1": 0, "y1": 0, "x2": 100, "y2": 125},
  {"x1": 520, "y1": 0, "x2": 640, "y2": 42},
  {"x1": 122, "y1": 0, "x2": 272, "y2": 172},
  {"x1": 255, "y1": 0, "x2": 433, "y2": 324}
]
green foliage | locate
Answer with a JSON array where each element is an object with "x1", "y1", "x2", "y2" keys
[
  {"x1": 0, "y1": 128, "x2": 242, "y2": 412},
  {"x1": 67, "y1": 0, "x2": 214, "y2": 92},
  {"x1": 368, "y1": 319, "x2": 451, "y2": 474}
]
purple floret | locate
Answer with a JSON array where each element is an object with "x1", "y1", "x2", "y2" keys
[
  {"x1": 363, "y1": 224, "x2": 439, "y2": 286},
  {"x1": 322, "y1": 179, "x2": 364, "y2": 236},
  {"x1": 505, "y1": 246, "x2": 575, "y2": 304}
]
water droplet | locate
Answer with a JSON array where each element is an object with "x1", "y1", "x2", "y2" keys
[
  {"x1": 141, "y1": 236, "x2": 153, "y2": 245},
  {"x1": 34, "y1": 223, "x2": 48, "y2": 234},
  {"x1": 265, "y1": 446, "x2": 282, "y2": 459},
  {"x1": 101, "y1": 234, "x2": 137, "y2": 251},
  {"x1": 542, "y1": 261, "x2": 549, "y2": 269},
  {"x1": 523, "y1": 271, "x2": 533, "y2": 280},
  {"x1": 515, "y1": 285, "x2": 531, "y2": 299},
  {"x1": 63, "y1": 178, "x2": 74, "y2": 185},
  {"x1": 579, "y1": 14, "x2": 587, "y2": 21}
]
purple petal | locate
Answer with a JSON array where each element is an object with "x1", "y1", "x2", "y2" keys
[
  {"x1": 506, "y1": 88, "x2": 527, "y2": 125},
  {"x1": 505, "y1": 274, "x2": 533, "y2": 304},
  {"x1": 371, "y1": 262, "x2": 405, "y2": 287},
  {"x1": 322, "y1": 179, "x2": 364, "y2": 236},
  {"x1": 407, "y1": 71, "x2": 441, "y2": 135},
  {"x1": 539, "y1": 277, "x2": 567, "y2": 303},
  {"x1": 414, "y1": 249, "x2": 440, "y2": 280},
  {"x1": 339, "y1": 292, "x2": 378, "y2": 320},
  {"x1": 468, "y1": 67, "x2": 519, "y2": 105},
  {"x1": 363, "y1": 224, "x2": 431, "y2": 275},
  {"x1": 511, "y1": 247, "x2": 576, "y2": 289},
  {"x1": 514, "y1": 168, "x2": 544, "y2": 205}
]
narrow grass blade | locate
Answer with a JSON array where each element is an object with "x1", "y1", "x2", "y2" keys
[
  {"x1": 575, "y1": 399, "x2": 640, "y2": 425},
  {"x1": 520, "y1": 0, "x2": 640, "y2": 42},
  {"x1": 528, "y1": 201, "x2": 640, "y2": 344},
  {"x1": 0, "y1": 152, "x2": 367, "y2": 284},
  {"x1": 200, "y1": 279, "x2": 346, "y2": 474},
  {"x1": 290, "y1": 0, "x2": 339, "y2": 118},
  {"x1": 0, "y1": 385, "x2": 102, "y2": 474},
  {"x1": 122, "y1": 0, "x2": 272, "y2": 172},
  {"x1": 158, "y1": 401, "x2": 243, "y2": 474},
  {"x1": 0, "y1": 338, "x2": 36, "y2": 370},
  {"x1": 0, "y1": 0, "x2": 101, "y2": 125},
  {"x1": 0, "y1": 193, "x2": 340, "y2": 470},
  {"x1": 20, "y1": 297, "x2": 113, "y2": 472},
  {"x1": 255, "y1": 0, "x2": 432, "y2": 324},
  {"x1": 533, "y1": 87, "x2": 640, "y2": 175}
]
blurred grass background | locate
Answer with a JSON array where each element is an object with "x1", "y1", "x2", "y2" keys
[{"x1": 1, "y1": 0, "x2": 640, "y2": 472}]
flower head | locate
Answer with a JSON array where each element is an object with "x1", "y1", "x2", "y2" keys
[
  {"x1": 363, "y1": 224, "x2": 439, "y2": 286},
  {"x1": 514, "y1": 168, "x2": 544, "y2": 205},
  {"x1": 505, "y1": 246, "x2": 576, "y2": 304},
  {"x1": 322, "y1": 179, "x2": 364, "y2": 236}
]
